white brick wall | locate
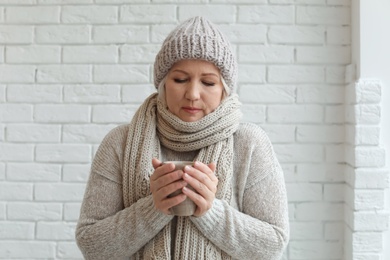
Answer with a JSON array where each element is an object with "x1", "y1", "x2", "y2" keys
[{"x1": 0, "y1": 1, "x2": 388, "y2": 260}]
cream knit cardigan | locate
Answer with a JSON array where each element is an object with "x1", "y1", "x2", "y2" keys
[{"x1": 76, "y1": 122, "x2": 289, "y2": 259}]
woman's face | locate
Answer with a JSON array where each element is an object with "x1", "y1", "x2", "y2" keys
[{"x1": 164, "y1": 59, "x2": 224, "y2": 122}]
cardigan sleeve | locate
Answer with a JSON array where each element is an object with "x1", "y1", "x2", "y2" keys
[
  {"x1": 75, "y1": 125, "x2": 173, "y2": 260},
  {"x1": 189, "y1": 123, "x2": 289, "y2": 259}
]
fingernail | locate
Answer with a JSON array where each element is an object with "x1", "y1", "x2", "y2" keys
[{"x1": 184, "y1": 165, "x2": 191, "y2": 171}]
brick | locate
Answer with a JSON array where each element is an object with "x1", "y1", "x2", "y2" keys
[
  {"x1": 151, "y1": 24, "x2": 177, "y2": 43},
  {"x1": 286, "y1": 183, "x2": 322, "y2": 201},
  {"x1": 120, "y1": 44, "x2": 161, "y2": 63},
  {"x1": 37, "y1": 65, "x2": 91, "y2": 83},
  {"x1": 325, "y1": 222, "x2": 344, "y2": 240},
  {"x1": 0, "y1": 183, "x2": 33, "y2": 201},
  {"x1": 347, "y1": 168, "x2": 389, "y2": 189},
  {"x1": 326, "y1": 66, "x2": 346, "y2": 84},
  {"x1": 297, "y1": 46, "x2": 351, "y2": 64},
  {"x1": 64, "y1": 203, "x2": 81, "y2": 221},
  {"x1": 237, "y1": 65, "x2": 266, "y2": 83},
  {"x1": 92, "y1": 105, "x2": 138, "y2": 123},
  {"x1": 212, "y1": 0, "x2": 265, "y2": 2},
  {"x1": 6, "y1": 45, "x2": 60, "y2": 63},
  {"x1": 0, "y1": 25, "x2": 33, "y2": 43},
  {"x1": 94, "y1": 65, "x2": 149, "y2": 83},
  {"x1": 268, "y1": 66, "x2": 325, "y2": 83},
  {"x1": 63, "y1": 45, "x2": 118, "y2": 63},
  {"x1": 324, "y1": 183, "x2": 344, "y2": 202},
  {"x1": 0, "y1": 104, "x2": 33, "y2": 122},
  {"x1": 288, "y1": 203, "x2": 295, "y2": 221},
  {"x1": 36, "y1": 144, "x2": 91, "y2": 163},
  {"x1": 297, "y1": 85, "x2": 344, "y2": 104},
  {"x1": 8, "y1": 202, "x2": 62, "y2": 221},
  {"x1": 35, "y1": 183, "x2": 86, "y2": 201},
  {"x1": 0, "y1": 144, "x2": 34, "y2": 162},
  {"x1": 63, "y1": 164, "x2": 91, "y2": 182},
  {"x1": 58, "y1": 242, "x2": 84, "y2": 259},
  {"x1": 239, "y1": 45, "x2": 294, "y2": 63},
  {"x1": 345, "y1": 146, "x2": 386, "y2": 168},
  {"x1": 327, "y1": 26, "x2": 351, "y2": 44},
  {"x1": 35, "y1": 105, "x2": 90, "y2": 123},
  {"x1": 7, "y1": 163, "x2": 61, "y2": 182},
  {"x1": 346, "y1": 125, "x2": 380, "y2": 146},
  {"x1": 0, "y1": 0, "x2": 35, "y2": 4},
  {"x1": 0, "y1": 65, "x2": 35, "y2": 83},
  {"x1": 62, "y1": 5, "x2": 118, "y2": 24},
  {"x1": 241, "y1": 104, "x2": 265, "y2": 123},
  {"x1": 327, "y1": 0, "x2": 351, "y2": 5},
  {"x1": 325, "y1": 105, "x2": 344, "y2": 123},
  {"x1": 179, "y1": 5, "x2": 235, "y2": 23},
  {"x1": 0, "y1": 203, "x2": 4, "y2": 220},
  {"x1": 122, "y1": 85, "x2": 155, "y2": 103},
  {"x1": 0, "y1": 85, "x2": 5, "y2": 102},
  {"x1": 260, "y1": 125, "x2": 295, "y2": 143},
  {"x1": 0, "y1": 241, "x2": 55, "y2": 258},
  {"x1": 297, "y1": 6, "x2": 350, "y2": 25},
  {"x1": 345, "y1": 187, "x2": 385, "y2": 211},
  {"x1": 64, "y1": 84, "x2": 120, "y2": 103},
  {"x1": 218, "y1": 24, "x2": 267, "y2": 43},
  {"x1": 7, "y1": 85, "x2": 62, "y2": 103},
  {"x1": 35, "y1": 25, "x2": 90, "y2": 44},
  {"x1": 352, "y1": 80, "x2": 381, "y2": 104},
  {"x1": 0, "y1": 163, "x2": 4, "y2": 180},
  {"x1": 239, "y1": 85, "x2": 295, "y2": 104},
  {"x1": 63, "y1": 124, "x2": 116, "y2": 143},
  {"x1": 7, "y1": 124, "x2": 61, "y2": 143},
  {"x1": 93, "y1": 25, "x2": 148, "y2": 43},
  {"x1": 5, "y1": 6, "x2": 60, "y2": 24},
  {"x1": 0, "y1": 7, "x2": 3, "y2": 22},
  {"x1": 39, "y1": 0, "x2": 92, "y2": 3},
  {"x1": 346, "y1": 209, "x2": 389, "y2": 231},
  {"x1": 296, "y1": 0, "x2": 325, "y2": 3},
  {"x1": 37, "y1": 222, "x2": 76, "y2": 240},
  {"x1": 238, "y1": 5, "x2": 294, "y2": 24},
  {"x1": 0, "y1": 46, "x2": 4, "y2": 62},
  {"x1": 297, "y1": 125, "x2": 344, "y2": 143},
  {"x1": 268, "y1": 105, "x2": 323, "y2": 123},
  {"x1": 274, "y1": 144, "x2": 323, "y2": 163},
  {"x1": 296, "y1": 202, "x2": 344, "y2": 221},
  {"x1": 269, "y1": 25, "x2": 324, "y2": 44},
  {"x1": 352, "y1": 232, "x2": 382, "y2": 253},
  {"x1": 326, "y1": 144, "x2": 345, "y2": 163},
  {"x1": 0, "y1": 222, "x2": 35, "y2": 239},
  {"x1": 289, "y1": 241, "x2": 343, "y2": 259},
  {"x1": 95, "y1": 0, "x2": 148, "y2": 2},
  {"x1": 121, "y1": 5, "x2": 175, "y2": 23},
  {"x1": 345, "y1": 104, "x2": 381, "y2": 124},
  {"x1": 290, "y1": 222, "x2": 323, "y2": 240}
]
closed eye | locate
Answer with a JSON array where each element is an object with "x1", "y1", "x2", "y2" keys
[
  {"x1": 203, "y1": 81, "x2": 215, "y2": 86},
  {"x1": 174, "y1": 78, "x2": 187, "y2": 83}
]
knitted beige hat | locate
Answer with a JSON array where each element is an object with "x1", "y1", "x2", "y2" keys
[{"x1": 153, "y1": 16, "x2": 237, "y2": 94}]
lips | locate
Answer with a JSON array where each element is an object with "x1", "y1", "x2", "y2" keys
[{"x1": 182, "y1": 106, "x2": 202, "y2": 114}]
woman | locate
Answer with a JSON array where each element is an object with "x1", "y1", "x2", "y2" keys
[{"x1": 76, "y1": 16, "x2": 289, "y2": 259}]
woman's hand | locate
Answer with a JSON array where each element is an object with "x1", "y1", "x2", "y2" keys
[
  {"x1": 150, "y1": 158, "x2": 188, "y2": 215},
  {"x1": 182, "y1": 161, "x2": 218, "y2": 217}
]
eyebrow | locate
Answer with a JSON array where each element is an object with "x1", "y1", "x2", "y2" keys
[{"x1": 171, "y1": 69, "x2": 219, "y2": 78}]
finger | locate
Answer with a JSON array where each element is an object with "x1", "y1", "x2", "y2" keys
[
  {"x1": 152, "y1": 158, "x2": 162, "y2": 169},
  {"x1": 150, "y1": 161, "x2": 175, "y2": 181},
  {"x1": 184, "y1": 165, "x2": 216, "y2": 193},
  {"x1": 154, "y1": 170, "x2": 184, "y2": 192},
  {"x1": 182, "y1": 186, "x2": 210, "y2": 216},
  {"x1": 208, "y1": 162, "x2": 216, "y2": 173}
]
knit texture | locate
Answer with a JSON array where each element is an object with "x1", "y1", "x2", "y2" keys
[
  {"x1": 153, "y1": 16, "x2": 238, "y2": 93},
  {"x1": 76, "y1": 122, "x2": 289, "y2": 259},
  {"x1": 121, "y1": 92, "x2": 241, "y2": 259}
]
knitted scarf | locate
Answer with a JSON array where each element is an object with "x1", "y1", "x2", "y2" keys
[{"x1": 122, "y1": 92, "x2": 241, "y2": 259}]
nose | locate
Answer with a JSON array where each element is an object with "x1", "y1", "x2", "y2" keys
[{"x1": 185, "y1": 80, "x2": 200, "y2": 101}]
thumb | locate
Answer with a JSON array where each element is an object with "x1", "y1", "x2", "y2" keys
[
  {"x1": 208, "y1": 162, "x2": 216, "y2": 173},
  {"x1": 152, "y1": 158, "x2": 162, "y2": 169}
]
